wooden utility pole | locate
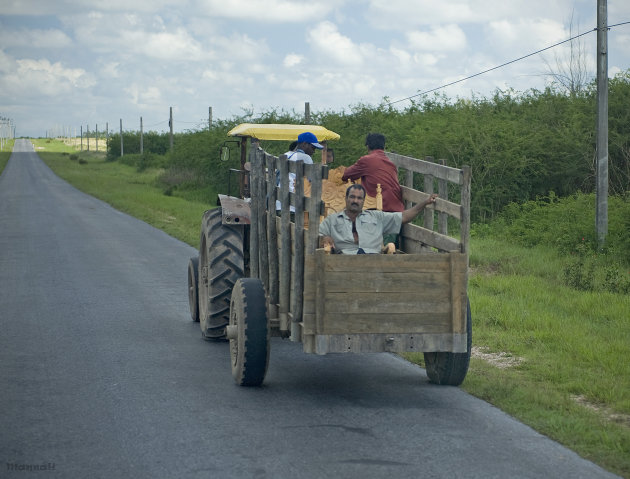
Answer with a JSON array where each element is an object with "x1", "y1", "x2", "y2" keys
[
  {"x1": 140, "y1": 117, "x2": 144, "y2": 154},
  {"x1": 87, "y1": 125, "x2": 90, "y2": 151},
  {"x1": 95, "y1": 124, "x2": 98, "y2": 152},
  {"x1": 596, "y1": 0, "x2": 608, "y2": 247},
  {"x1": 169, "y1": 107, "x2": 173, "y2": 151},
  {"x1": 80, "y1": 125, "x2": 83, "y2": 151},
  {"x1": 304, "y1": 102, "x2": 310, "y2": 124},
  {"x1": 120, "y1": 119, "x2": 124, "y2": 157},
  {"x1": 209, "y1": 106, "x2": 212, "y2": 131},
  {"x1": 106, "y1": 122, "x2": 109, "y2": 153}
]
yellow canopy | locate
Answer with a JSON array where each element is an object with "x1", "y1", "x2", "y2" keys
[{"x1": 227, "y1": 123, "x2": 340, "y2": 141}]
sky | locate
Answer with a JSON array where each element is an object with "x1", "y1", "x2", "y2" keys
[{"x1": 1, "y1": 0, "x2": 629, "y2": 138}]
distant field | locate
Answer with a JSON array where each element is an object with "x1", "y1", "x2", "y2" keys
[{"x1": 30, "y1": 137, "x2": 108, "y2": 153}]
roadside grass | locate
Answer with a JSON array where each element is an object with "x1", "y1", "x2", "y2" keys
[
  {"x1": 32, "y1": 139, "x2": 630, "y2": 478},
  {"x1": 31, "y1": 139, "x2": 212, "y2": 247},
  {"x1": 0, "y1": 139, "x2": 15, "y2": 173}
]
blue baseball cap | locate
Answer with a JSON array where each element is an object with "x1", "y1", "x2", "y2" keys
[{"x1": 297, "y1": 131, "x2": 323, "y2": 149}]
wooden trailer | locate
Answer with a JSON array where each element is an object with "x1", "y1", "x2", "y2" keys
[{"x1": 188, "y1": 124, "x2": 472, "y2": 387}]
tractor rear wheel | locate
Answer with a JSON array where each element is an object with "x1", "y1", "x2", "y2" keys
[{"x1": 198, "y1": 208, "x2": 244, "y2": 340}]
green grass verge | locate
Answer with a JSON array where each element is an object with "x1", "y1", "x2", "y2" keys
[
  {"x1": 31, "y1": 139, "x2": 630, "y2": 478},
  {"x1": 30, "y1": 139, "x2": 212, "y2": 247},
  {"x1": 0, "y1": 139, "x2": 16, "y2": 174}
]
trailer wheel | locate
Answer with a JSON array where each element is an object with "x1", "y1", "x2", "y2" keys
[
  {"x1": 229, "y1": 278, "x2": 269, "y2": 387},
  {"x1": 198, "y1": 208, "x2": 244, "y2": 340},
  {"x1": 424, "y1": 298, "x2": 472, "y2": 386}
]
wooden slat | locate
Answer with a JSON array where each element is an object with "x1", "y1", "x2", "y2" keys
[
  {"x1": 266, "y1": 155, "x2": 279, "y2": 308},
  {"x1": 438, "y1": 159, "x2": 448, "y2": 235},
  {"x1": 461, "y1": 165, "x2": 471, "y2": 255},
  {"x1": 312, "y1": 333, "x2": 468, "y2": 354},
  {"x1": 400, "y1": 186, "x2": 461, "y2": 220},
  {"x1": 314, "y1": 250, "x2": 326, "y2": 333},
  {"x1": 320, "y1": 252, "x2": 465, "y2": 272},
  {"x1": 323, "y1": 271, "x2": 455, "y2": 294},
  {"x1": 291, "y1": 160, "x2": 305, "y2": 327},
  {"x1": 278, "y1": 155, "x2": 291, "y2": 329},
  {"x1": 401, "y1": 223, "x2": 462, "y2": 252},
  {"x1": 404, "y1": 168, "x2": 413, "y2": 209},
  {"x1": 318, "y1": 315, "x2": 452, "y2": 335},
  {"x1": 254, "y1": 149, "x2": 269, "y2": 291},
  {"x1": 323, "y1": 293, "x2": 451, "y2": 315},
  {"x1": 307, "y1": 164, "x2": 326, "y2": 252},
  {"x1": 248, "y1": 147, "x2": 260, "y2": 279},
  {"x1": 387, "y1": 152, "x2": 463, "y2": 184}
]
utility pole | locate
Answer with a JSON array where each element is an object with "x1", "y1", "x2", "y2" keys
[
  {"x1": 304, "y1": 102, "x2": 311, "y2": 124},
  {"x1": 95, "y1": 124, "x2": 98, "y2": 152},
  {"x1": 596, "y1": 0, "x2": 608, "y2": 248},
  {"x1": 169, "y1": 107, "x2": 173, "y2": 151},
  {"x1": 120, "y1": 119, "x2": 124, "y2": 157},
  {"x1": 140, "y1": 117, "x2": 144, "y2": 155},
  {"x1": 209, "y1": 106, "x2": 212, "y2": 131},
  {"x1": 80, "y1": 125, "x2": 83, "y2": 151},
  {"x1": 106, "y1": 122, "x2": 109, "y2": 154},
  {"x1": 87, "y1": 125, "x2": 90, "y2": 151}
]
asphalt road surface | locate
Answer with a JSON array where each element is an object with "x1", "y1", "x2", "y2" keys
[{"x1": 0, "y1": 139, "x2": 619, "y2": 479}]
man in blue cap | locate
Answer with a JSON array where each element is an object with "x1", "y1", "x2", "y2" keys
[{"x1": 276, "y1": 131, "x2": 323, "y2": 212}]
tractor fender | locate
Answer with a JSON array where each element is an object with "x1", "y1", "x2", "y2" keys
[{"x1": 217, "y1": 194, "x2": 251, "y2": 225}]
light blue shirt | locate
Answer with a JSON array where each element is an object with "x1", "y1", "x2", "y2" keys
[{"x1": 319, "y1": 209, "x2": 402, "y2": 254}]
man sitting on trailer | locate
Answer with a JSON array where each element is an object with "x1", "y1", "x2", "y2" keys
[{"x1": 319, "y1": 184, "x2": 437, "y2": 254}]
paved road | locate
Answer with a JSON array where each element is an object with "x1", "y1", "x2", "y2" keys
[{"x1": 0, "y1": 139, "x2": 619, "y2": 479}]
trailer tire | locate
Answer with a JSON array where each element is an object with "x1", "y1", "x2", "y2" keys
[
  {"x1": 187, "y1": 256, "x2": 200, "y2": 322},
  {"x1": 229, "y1": 278, "x2": 269, "y2": 387},
  {"x1": 424, "y1": 297, "x2": 472, "y2": 386},
  {"x1": 198, "y1": 208, "x2": 244, "y2": 340}
]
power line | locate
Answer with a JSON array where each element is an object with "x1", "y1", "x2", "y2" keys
[{"x1": 387, "y1": 22, "x2": 629, "y2": 106}]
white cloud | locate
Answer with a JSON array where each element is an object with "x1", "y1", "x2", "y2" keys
[
  {"x1": 125, "y1": 82, "x2": 163, "y2": 107},
  {"x1": 486, "y1": 18, "x2": 566, "y2": 51},
  {"x1": 0, "y1": 53, "x2": 95, "y2": 111},
  {"x1": 406, "y1": 24, "x2": 467, "y2": 52},
  {"x1": 307, "y1": 21, "x2": 364, "y2": 66},
  {"x1": 196, "y1": 0, "x2": 334, "y2": 22},
  {"x1": 0, "y1": 28, "x2": 72, "y2": 49},
  {"x1": 283, "y1": 53, "x2": 304, "y2": 67},
  {"x1": 0, "y1": 0, "x2": 181, "y2": 15}
]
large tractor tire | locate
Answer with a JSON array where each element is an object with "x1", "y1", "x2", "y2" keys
[
  {"x1": 228, "y1": 278, "x2": 269, "y2": 387},
  {"x1": 424, "y1": 298, "x2": 472, "y2": 386},
  {"x1": 198, "y1": 208, "x2": 244, "y2": 340},
  {"x1": 187, "y1": 256, "x2": 200, "y2": 322}
]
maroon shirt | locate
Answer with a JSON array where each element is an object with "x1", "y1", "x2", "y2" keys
[{"x1": 342, "y1": 149, "x2": 405, "y2": 212}]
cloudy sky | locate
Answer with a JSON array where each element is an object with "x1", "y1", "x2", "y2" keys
[{"x1": 1, "y1": 0, "x2": 629, "y2": 138}]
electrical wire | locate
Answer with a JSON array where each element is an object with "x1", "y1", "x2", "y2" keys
[{"x1": 387, "y1": 21, "x2": 629, "y2": 106}]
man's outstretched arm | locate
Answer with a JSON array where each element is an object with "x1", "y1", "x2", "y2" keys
[{"x1": 401, "y1": 193, "x2": 438, "y2": 224}]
